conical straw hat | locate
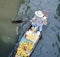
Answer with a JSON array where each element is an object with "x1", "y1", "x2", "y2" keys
[{"x1": 35, "y1": 11, "x2": 44, "y2": 17}]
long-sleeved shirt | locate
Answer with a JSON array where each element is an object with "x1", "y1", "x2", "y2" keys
[{"x1": 31, "y1": 15, "x2": 47, "y2": 26}]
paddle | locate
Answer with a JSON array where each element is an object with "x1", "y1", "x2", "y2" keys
[{"x1": 11, "y1": 19, "x2": 29, "y2": 23}]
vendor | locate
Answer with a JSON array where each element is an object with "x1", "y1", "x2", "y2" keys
[{"x1": 30, "y1": 10, "x2": 48, "y2": 32}]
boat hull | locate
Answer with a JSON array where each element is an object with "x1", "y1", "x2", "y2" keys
[{"x1": 9, "y1": 25, "x2": 42, "y2": 57}]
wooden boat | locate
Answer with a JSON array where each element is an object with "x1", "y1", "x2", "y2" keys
[
  {"x1": 8, "y1": 10, "x2": 48, "y2": 57},
  {"x1": 9, "y1": 24, "x2": 42, "y2": 57}
]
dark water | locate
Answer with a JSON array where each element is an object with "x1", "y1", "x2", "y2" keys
[
  {"x1": 0, "y1": 0, "x2": 60, "y2": 57},
  {"x1": 17, "y1": 0, "x2": 60, "y2": 57},
  {"x1": 0, "y1": 0, "x2": 19, "y2": 57}
]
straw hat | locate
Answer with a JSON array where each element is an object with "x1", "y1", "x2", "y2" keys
[
  {"x1": 35, "y1": 11, "x2": 44, "y2": 17},
  {"x1": 35, "y1": 10, "x2": 48, "y2": 17}
]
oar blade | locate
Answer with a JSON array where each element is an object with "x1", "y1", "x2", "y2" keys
[{"x1": 11, "y1": 19, "x2": 24, "y2": 23}]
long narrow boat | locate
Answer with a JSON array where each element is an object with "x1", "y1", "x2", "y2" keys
[{"x1": 9, "y1": 24, "x2": 42, "y2": 57}]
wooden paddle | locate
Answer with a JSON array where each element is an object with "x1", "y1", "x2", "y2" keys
[{"x1": 11, "y1": 19, "x2": 29, "y2": 23}]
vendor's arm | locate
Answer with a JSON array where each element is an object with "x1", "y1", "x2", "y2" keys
[
  {"x1": 30, "y1": 16, "x2": 36, "y2": 22},
  {"x1": 43, "y1": 16, "x2": 47, "y2": 25}
]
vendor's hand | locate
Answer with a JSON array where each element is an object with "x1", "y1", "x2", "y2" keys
[
  {"x1": 30, "y1": 20, "x2": 33, "y2": 22},
  {"x1": 43, "y1": 19, "x2": 47, "y2": 25}
]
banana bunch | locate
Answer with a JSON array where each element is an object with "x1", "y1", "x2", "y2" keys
[
  {"x1": 25, "y1": 30, "x2": 38, "y2": 41},
  {"x1": 32, "y1": 27, "x2": 38, "y2": 32},
  {"x1": 16, "y1": 41, "x2": 33, "y2": 57},
  {"x1": 25, "y1": 30, "x2": 32, "y2": 39}
]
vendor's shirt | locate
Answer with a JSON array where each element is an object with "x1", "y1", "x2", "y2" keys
[{"x1": 32, "y1": 15, "x2": 46, "y2": 26}]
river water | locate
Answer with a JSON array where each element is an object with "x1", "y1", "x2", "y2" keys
[
  {"x1": 0, "y1": 0, "x2": 19, "y2": 57},
  {"x1": 18, "y1": 0, "x2": 60, "y2": 57},
  {"x1": 0, "y1": 0, "x2": 60, "y2": 57}
]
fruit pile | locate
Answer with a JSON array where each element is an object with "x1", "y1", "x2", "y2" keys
[
  {"x1": 15, "y1": 41, "x2": 34, "y2": 57},
  {"x1": 25, "y1": 30, "x2": 39, "y2": 41}
]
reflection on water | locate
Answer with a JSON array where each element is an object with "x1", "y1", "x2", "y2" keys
[{"x1": 17, "y1": 0, "x2": 60, "y2": 57}]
